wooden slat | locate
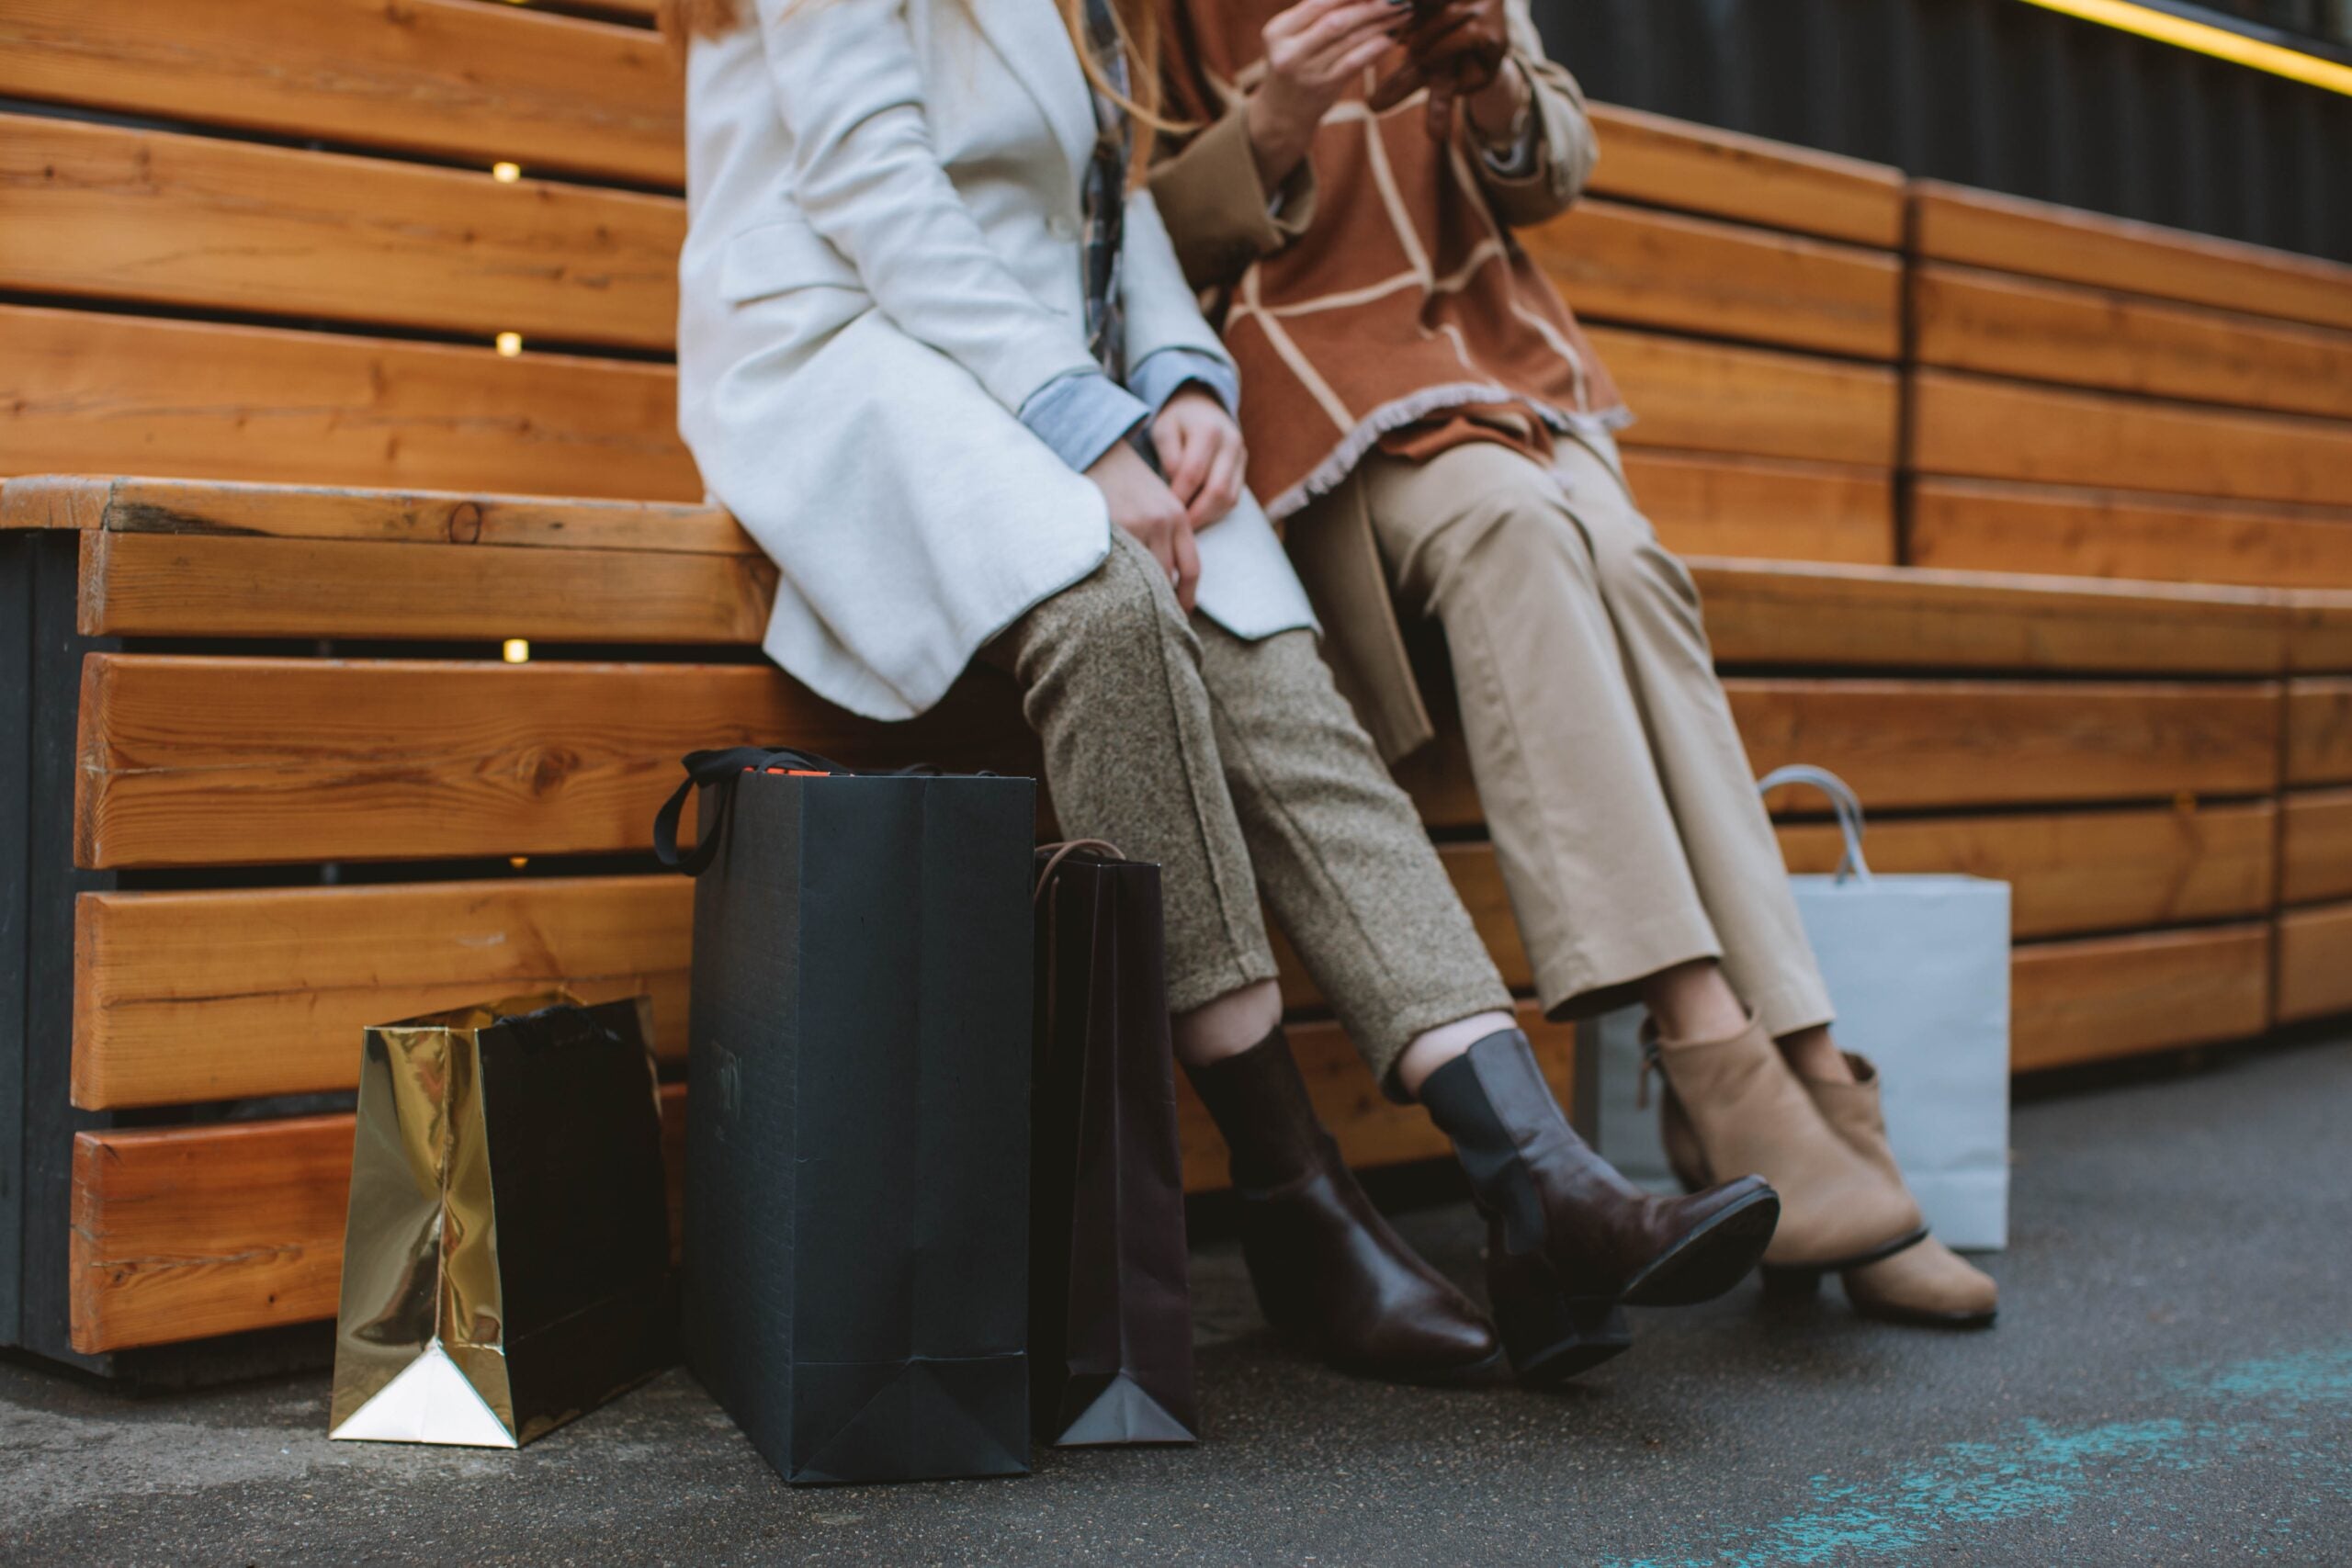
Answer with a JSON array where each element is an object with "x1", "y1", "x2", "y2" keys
[
  {"x1": 69, "y1": 1010, "x2": 1562, "y2": 1351},
  {"x1": 0, "y1": 0, "x2": 684, "y2": 187},
  {"x1": 2009, "y1": 923, "x2": 2272, "y2": 1073},
  {"x1": 1911, "y1": 263, "x2": 2352, "y2": 423},
  {"x1": 1690, "y1": 558, "x2": 2286, "y2": 677},
  {"x1": 2287, "y1": 592, "x2": 2352, "y2": 675},
  {"x1": 1622, "y1": 451, "x2": 1894, "y2": 565},
  {"x1": 74, "y1": 655, "x2": 1036, "y2": 869},
  {"x1": 1396, "y1": 678, "x2": 2280, "y2": 829},
  {"x1": 2277, "y1": 901, "x2": 2352, "y2": 1024},
  {"x1": 1524, "y1": 198, "x2": 1900, "y2": 359},
  {"x1": 1583, "y1": 103, "x2": 1904, "y2": 249},
  {"x1": 1907, "y1": 369, "x2": 2352, "y2": 508},
  {"x1": 1778, "y1": 803, "x2": 2275, "y2": 942},
  {"x1": 80, "y1": 529, "x2": 773, "y2": 644},
  {"x1": 0, "y1": 113, "x2": 682, "y2": 350},
  {"x1": 1594, "y1": 326, "x2": 1899, "y2": 467},
  {"x1": 1908, "y1": 477, "x2": 2352, "y2": 592},
  {"x1": 7, "y1": 476, "x2": 747, "y2": 552},
  {"x1": 2282, "y1": 789, "x2": 2352, "y2": 908},
  {"x1": 67, "y1": 1086, "x2": 687, "y2": 1355},
  {"x1": 2289, "y1": 679, "x2": 2352, "y2": 787},
  {"x1": 72, "y1": 878, "x2": 694, "y2": 1110},
  {"x1": 1909, "y1": 180, "x2": 2352, "y2": 334},
  {"x1": 0, "y1": 306, "x2": 700, "y2": 502}
]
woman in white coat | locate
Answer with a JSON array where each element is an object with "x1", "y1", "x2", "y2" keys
[{"x1": 663, "y1": 0, "x2": 1777, "y2": 1386}]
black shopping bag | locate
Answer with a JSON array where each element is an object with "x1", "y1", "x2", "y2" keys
[
  {"x1": 658, "y1": 748, "x2": 1036, "y2": 1485},
  {"x1": 1030, "y1": 842, "x2": 1199, "y2": 1446}
]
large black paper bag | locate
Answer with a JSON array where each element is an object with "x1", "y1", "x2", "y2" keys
[
  {"x1": 1031, "y1": 844, "x2": 1199, "y2": 1446},
  {"x1": 662, "y1": 750, "x2": 1036, "y2": 1485}
]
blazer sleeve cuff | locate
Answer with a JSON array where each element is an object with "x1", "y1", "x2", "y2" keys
[
  {"x1": 1020, "y1": 369, "x2": 1151, "y2": 473},
  {"x1": 1149, "y1": 101, "x2": 1319, "y2": 290},
  {"x1": 1127, "y1": 348, "x2": 1239, "y2": 419}
]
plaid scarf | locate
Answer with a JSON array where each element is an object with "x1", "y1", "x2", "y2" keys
[{"x1": 1080, "y1": 0, "x2": 1131, "y2": 382}]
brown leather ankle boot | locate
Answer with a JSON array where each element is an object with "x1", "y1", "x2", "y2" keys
[
  {"x1": 1650, "y1": 1014, "x2": 1924, "y2": 1270},
  {"x1": 1419, "y1": 1028, "x2": 1780, "y2": 1385},
  {"x1": 1185, "y1": 1027, "x2": 1499, "y2": 1383},
  {"x1": 1803, "y1": 1055, "x2": 1997, "y2": 1327}
]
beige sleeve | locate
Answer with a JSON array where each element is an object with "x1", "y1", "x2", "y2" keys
[
  {"x1": 1476, "y1": 0, "x2": 1600, "y2": 229},
  {"x1": 1148, "y1": 98, "x2": 1320, "y2": 293}
]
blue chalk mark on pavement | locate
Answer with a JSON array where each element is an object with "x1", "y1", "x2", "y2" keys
[{"x1": 1611, "y1": 1343, "x2": 2352, "y2": 1567}]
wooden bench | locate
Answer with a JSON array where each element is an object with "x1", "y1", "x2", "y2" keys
[{"x1": 2, "y1": 0, "x2": 2344, "y2": 1375}]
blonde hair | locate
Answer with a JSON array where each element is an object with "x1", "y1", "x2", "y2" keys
[{"x1": 658, "y1": 0, "x2": 1180, "y2": 172}]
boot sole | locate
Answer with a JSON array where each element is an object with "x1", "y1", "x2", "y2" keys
[
  {"x1": 1850, "y1": 1300, "x2": 1998, "y2": 1331},
  {"x1": 1762, "y1": 1223, "x2": 1931, "y2": 1278},
  {"x1": 1324, "y1": 1345, "x2": 1510, "y2": 1388},
  {"x1": 1618, "y1": 1186, "x2": 1782, "y2": 1309},
  {"x1": 1498, "y1": 1294, "x2": 1634, "y2": 1388}
]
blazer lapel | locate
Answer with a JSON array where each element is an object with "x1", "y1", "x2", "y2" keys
[{"x1": 967, "y1": 0, "x2": 1098, "y2": 184}]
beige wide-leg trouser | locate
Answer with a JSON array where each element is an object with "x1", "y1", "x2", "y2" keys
[
  {"x1": 1350, "y1": 435, "x2": 1834, "y2": 1039},
  {"x1": 986, "y1": 530, "x2": 1510, "y2": 1088}
]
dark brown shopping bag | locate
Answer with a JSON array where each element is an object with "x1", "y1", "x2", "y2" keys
[{"x1": 1029, "y1": 841, "x2": 1199, "y2": 1446}]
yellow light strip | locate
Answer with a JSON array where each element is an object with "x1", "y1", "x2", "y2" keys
[{"x1": 2015, "y1": 0, "x2": 2352, "y2": 96}]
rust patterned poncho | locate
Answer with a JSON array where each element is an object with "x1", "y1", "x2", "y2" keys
[{"x1": 1162, "y1": 0, "x2": 1627, "y2": 519}]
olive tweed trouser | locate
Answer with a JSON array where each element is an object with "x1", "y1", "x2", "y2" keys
[
  {"x1": 986, "y1": 529, "x2": 1510, "y2": 1087},
  {"x1": 1352, "y1": 435, "x2": 1835, "y2": 1038}
]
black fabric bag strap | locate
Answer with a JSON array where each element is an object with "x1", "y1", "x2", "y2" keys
[{"x1": 652, "y1": 746, "x2": 846, "y2": 875}]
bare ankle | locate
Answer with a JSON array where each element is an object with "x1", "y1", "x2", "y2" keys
[
  {"x1": 1394, "y1": 1010, "x2": 1518, "y2": 1099},
  {"x1": 1777, "y1": 1025, "x2": 1852, "y2": 1083},
  {"x1": 1643, "y1": 959, "x2": 1748, "y2": 1045},
  {"x1": 1172, "y1": 979, "x2": 1283, "y2": 1069}
]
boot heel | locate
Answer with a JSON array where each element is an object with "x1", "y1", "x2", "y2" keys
[
  {"x1": 1489, "y1": 1255, "x2": 1632, "y2": 1386},
  {"x1": 1759, "y1": 1263, "x2": 1824, "y2": 1300}
]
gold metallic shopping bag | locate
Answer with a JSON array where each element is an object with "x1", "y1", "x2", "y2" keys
[{"x1": 329, "y1": 992, "x2": 670, "y2": 1448}]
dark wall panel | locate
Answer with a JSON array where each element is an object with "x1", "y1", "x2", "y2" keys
[{"x1": 1535, "y1": 0, "x2": 2352, "y2": 263}]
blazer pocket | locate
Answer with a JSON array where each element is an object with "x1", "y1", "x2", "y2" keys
[{"x1": 718, "y1": 217, "x2": 864, "y2": 305}]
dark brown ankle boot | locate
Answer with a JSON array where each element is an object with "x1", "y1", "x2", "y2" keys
[
  {"x1": 1185, "y1": 1027, "x2": 1499, "y2": 1383},
  {"x1": 1419, "y1": 1028, "x2": 1781, "y2": 1384}
]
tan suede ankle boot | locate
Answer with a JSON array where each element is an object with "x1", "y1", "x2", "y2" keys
[
  {"x1": 1648, "y1": 1016, "x2": 1923, "y2": 1270},
  {"x1": 1803, "y1": 1054, "x2": 1997, "y2": 1328}
]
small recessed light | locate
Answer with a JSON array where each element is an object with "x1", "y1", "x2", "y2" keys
[
  {"x1": 495, "y1": 332, "x2": 524, "y2": 357},
  {"x1": 503, "y1": 638, "x2": 531, "y2": 663},
  {"x1": 492, "y1": 162, "x2": 522, "y2": 183}
]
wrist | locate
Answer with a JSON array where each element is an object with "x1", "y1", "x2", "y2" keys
[
  {"x1": 1465, "y1": 58, "x2": 1530, "y2": 144},
  {"x1": 1245, "y1": 87, "x2": 1319, "y2": 191}
]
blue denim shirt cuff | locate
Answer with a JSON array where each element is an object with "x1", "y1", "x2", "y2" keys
[
  {"x1": 1019, "y1": 370, "x2": 1152, "y2": 473},
  {"x1": 1128, "y1": 348, "x2": 1240, "y2": 420}
]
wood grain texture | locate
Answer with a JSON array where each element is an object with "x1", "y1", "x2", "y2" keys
[
  {"x1": 1907, "y1": 477, "x2": 2352, "y2": 592},
  {"x1": 1621, "y1": 451, "x2": 1894, "y2": 565},
  {"x1": 2276, "y1": 901, "x2": 2352, "y2": 1024},
  {"x1": 67, "y1": 1086, "x2": 687, "y2": 1355},
  {"x1": 1907, "y1": 369, "x2": 2352, "y2": 508},
  {"x1": 2287, "y1": 592, "x2": 2352, "y2": 675},
  {"x1": 2282, "y1": 790, "x2": 2352, "y2": 908},
  {"x1": 74, "y1": 655, "x2": 1037, "y2": 870},
  {"x1": 0, "y1": 113, "x2": 683, "y2": 349},
  {"x1": 1910, "y1": 264, "x2": 2352, "y2": 423},
  {"x1": 72, "y1": 878, "x2": 695, "y2": 1110},
  {"x1": 80, "y1": 529, "x2": 775, "y2": 644},
  {"x1": 1525, "y1": 198, "x2": 1900, "y2": 359},
  {"x1": 1396, "y1": 679, "x2": 2282, "y2": 828},
  {"x1": 2009, "y1": 923, "x2": 2272, "y2": 1072},
  {"x1": 0, "y1": 306, "x2": 700, "y2": 502},
  {"x1": 67, "y1": 1013, "x2": 1560, "y2": 1350},
  {"x1": 1583, "y1": 104, "x2": 1904, "y2": 248},
  {"x1": 1908, "y1": 180, "x2": 2352, "y2": 333},
  {"x1": 0, "y1": 0, "x2": 684, "y2": 187},
  {"x1": 1588, "y1": 326, "x2": 1900, "y2": 467},
  {"x1": 1777, "y1": 802, "x2": 2276, "y2": 941},
  {"x1": 1690, "y1": 558, "x2": 2285, "y2": 677},
  {"x1": 2288, "y1": 680, "x2": 2352, "y2": 787}
]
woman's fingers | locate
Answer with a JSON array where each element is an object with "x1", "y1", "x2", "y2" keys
[
  {"x1": 1366, "y1": 57, "x2": 1424, "y2": 110},
  {"x1": 1295, "y1": 0, "x2": 1404, "y2": 62},
  {"x1": 1192, "y1": 440, "x2": 1244, "y2": 529},
  {"x1": 1171, "y1": 516, "x2": 1202, "y2": 614},
  {"x1": 1167, "y1": 425, "x2": 1214, "y2": 507},
  {"x1": 1263, "y1": 0, "x2": 1363, "y2": 47}
]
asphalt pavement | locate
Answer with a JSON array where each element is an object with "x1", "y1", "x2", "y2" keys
[{"x1": 5, "y1": 1031, "x2": 2347, "y2": 1566}]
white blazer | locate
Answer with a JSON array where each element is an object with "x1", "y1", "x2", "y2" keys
[{"x1": 676, "y1": 0, "x2": 1315, "y2": 722}]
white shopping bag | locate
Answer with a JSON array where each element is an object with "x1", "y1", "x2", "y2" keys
[{"x1": 1590, "y1": 766, "x2": 2013, "y2": 1250}]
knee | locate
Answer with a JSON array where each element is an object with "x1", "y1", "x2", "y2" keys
[
  {"x1": 1050, "y1": 536, "x2": 1188, "y2": 651},
  {"x1": 1444, "y1": 468, "x2": 1600, "y2": 590},
  {"x1": 1584, "y1": 505, "x2": 1698, "y2": 615}
]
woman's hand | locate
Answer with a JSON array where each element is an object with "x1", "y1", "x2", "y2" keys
[
  {"x1": 1086, "y1": 441, "x2": 1202, "y2": 613},
  {"x1": 1150, "y1": 388, "x2": 1248, "y2": 532},
  {"x1": 1248, "y1": 0, "x2": 1405, "y2": 188},
  {"x1": 1368, "y1": 0, "x2": 1514, "y2": 141}
]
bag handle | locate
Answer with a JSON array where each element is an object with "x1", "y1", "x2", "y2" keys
[
  {"x1": 1033, "y1": 839, "x2": 1126, "y2": 905},
  {"x1": 652, "y1": 746, "x2": 848, "y2": 875},
  {"x1": 1756, "y1": 763, "x2": 1872, "y2": 885}
]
